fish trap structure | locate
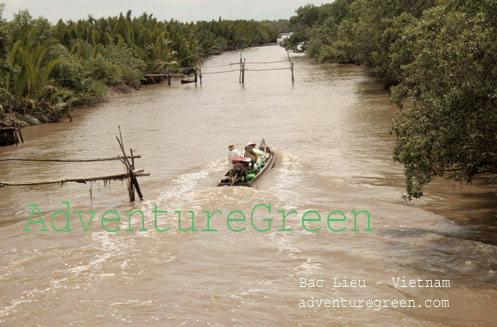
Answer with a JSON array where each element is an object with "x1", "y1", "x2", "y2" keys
[
  {"x1": 144, "y1": 52, "x2": 295, "y2": 86},
  {"x1": 0, "y1": 127, "x2": 149, "y2": 202}
]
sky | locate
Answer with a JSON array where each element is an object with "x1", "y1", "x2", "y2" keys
[{"x1": 1, "y1": 0, "x2": 331, "y2": 22}]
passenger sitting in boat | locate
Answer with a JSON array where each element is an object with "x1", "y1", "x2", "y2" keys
[
  {"x1": 247, "y1": 142, "x2": 265, "y2": 159},
  {"x1": 244, "y1": 142, "x2": 258, "y2": 171},
  {"x1": 228, "y1": 144, "x2": 241, "y2": 171}
]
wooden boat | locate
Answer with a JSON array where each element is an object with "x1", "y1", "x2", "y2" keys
[
  {"x1": 218, "y1": 139, "x2": 275, "y2": 187},
  {"x1": 181, "y1": 75, "x2": 196, "y2": 84}
]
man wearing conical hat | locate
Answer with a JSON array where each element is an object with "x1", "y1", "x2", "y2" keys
[
  {"x1": 247, "y1": 141, "x2": 265, "y2": 158},
  {"x1": 243, "y1": 142, "x2": 258, "y2": 171}
]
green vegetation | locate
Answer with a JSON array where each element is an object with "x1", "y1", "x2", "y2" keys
[
  {"x1": 283, "y1": 0, "x2": 497, "y2": 202},
  {"x1": 0, "y1": 5, "x2": 288, "y2": 121}
]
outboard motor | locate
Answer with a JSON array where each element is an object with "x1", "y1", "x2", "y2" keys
[
  {"x1": 231, "y1": 157, "x2": 251, "y2": 166},
  {"x1": 231, "y1": 157, "x2": 251, "y2": 183}
]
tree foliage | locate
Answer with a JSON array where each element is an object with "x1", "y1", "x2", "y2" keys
[
  {"x1": 0, "y1": 7, "x2": 288, "y2": 120},
  {"x1": 284, "y1": 0, "x2": 497, "y2": 200},
  {"x1": 391, "y1": 1, "x2": 497, "y2": 199}
]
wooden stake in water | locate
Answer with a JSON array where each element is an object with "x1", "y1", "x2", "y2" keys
[
  {"x1": 239, "y1": 53, "x2": 243, "y2": 83},
  {"x1": 199, "y1": 65, "x2": 203, "y2": 86},
  {"x1": 288, "y1": 52, "x2": 294, "y2": 83},
  {"x1": 242, "y1": 58, "x2": 246, "y2": 84},
  {"x1": 117, "y1": 126, "x2": 143, "y2": 201}
]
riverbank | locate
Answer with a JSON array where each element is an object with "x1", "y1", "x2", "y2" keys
[
  {"x1": 0, "y1": 38, "x2": 286, "y2": 146},
  {"x1": 0, "y1": 82, "x2": 135, "y2": 129},
  {"x1": 0, "y1": 13, "x2": 289, "y2": 146}
]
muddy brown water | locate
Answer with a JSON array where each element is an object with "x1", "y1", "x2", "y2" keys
[{"x1": 0, "y1": 44, "x2": 496, "y2": 326}]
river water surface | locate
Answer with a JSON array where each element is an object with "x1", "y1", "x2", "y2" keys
[{"x1": 0, "y1": 44, "x2": 496, "y2": 326}]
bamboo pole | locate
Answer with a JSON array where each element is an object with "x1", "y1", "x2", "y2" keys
[
  {"x1": 144, "y1": 73, "x2": 184, "y2": 77},
  {"x1": 0, "y1": 155, "x2": 141, "y2": 163},
  {"x1": 0, "y1": 170, "x2": 148, "y2": 187},
  {"x1": 116, "y1": 126, "x2": 143, "y2": 201},
  {"x1": 291, "y1": 60, "x2": 295, "y2": 83},
  {"x1": 129, "y1": 148, "x2": 136, "y2": 202},
  {"x1": 130, "y1": 149, "x2": 135, "y2": 170},
  {"x1": 242, "y1": 58, "x2": 246, "y2": 84},
  {"x1": 13, "y1": 122, "x2": 23, "y2": 144},
  {"x1": 116, "y1": 128, "x2": 134, "y2": 201},
  {"x1": 245, "y1": 67, "x2": 290, "y2": 72},
  {"x1": 239, "y1": 53, "x2": 243, "y2": 83},
  {"x1": 17, "y1": 126, "x2": 24, "y2": 143},
  {"x1": 288, "y1": 52, "x2": 294, "y2": 83},
  {"x1": 126, "y1": 167, "x2": 134, "y2": 201}
]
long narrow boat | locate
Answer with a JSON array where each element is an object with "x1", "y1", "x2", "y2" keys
[
  {"x1": 218, "y1": 139, "x2": 275, "y2": 187},
  {"x1": 181, "y1": 75, "x2": 196, "y2": 84}
]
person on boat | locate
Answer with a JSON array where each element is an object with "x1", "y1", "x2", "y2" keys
[
  {"x1": 228, "y1": 144, "x2": 241, "y2": 170},
  {"x1": 248, "y1": 141, "x2": 266, "y2": 170},
  {"x1": 247, "y1": 142, "x2": 265, "y2": 158},
  {"x1": 243, "y1": 143, "x2": 258, "y2": 171}
]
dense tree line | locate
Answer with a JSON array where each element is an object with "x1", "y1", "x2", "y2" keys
[
  {"x1": 0, "y1": 4, "x2": 289, "y2": 121},
  {"x1": 283, "y1": 0, "x2": 497, "y2": 203}
]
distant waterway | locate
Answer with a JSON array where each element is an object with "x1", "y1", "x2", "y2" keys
[{"x1": 0, "y1": 43, "x2": 496, "y2": 326}]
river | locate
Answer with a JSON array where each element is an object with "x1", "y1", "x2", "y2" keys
[{"x1": 0, "y1": 43, "x2": 496, "y2": 326}]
